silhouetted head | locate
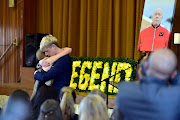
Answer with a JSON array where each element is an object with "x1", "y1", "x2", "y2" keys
[
  {"x1": 38, "y1": 99, "x2": 63, "y2": 120},
  {"x1": 3, "y1": 90, "x2": 32, "y2": 120}
]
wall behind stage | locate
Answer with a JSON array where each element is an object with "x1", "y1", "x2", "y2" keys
[
  {"x1": 0, "y1": 0, "x2": 180, "y2": 83},
  {"x1": 35, "y1": 0, "x2": 180, "y2": 69},
  {"x1": 35, "y1": 0, "x2": 145, "y2": 59}
]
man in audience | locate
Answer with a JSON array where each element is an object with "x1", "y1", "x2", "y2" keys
[
  {"x1": 116, "y1": 48, "x2": 180, "y2": 120},
  {"x1": 34, "y1": 35, "x2": 72, "y2": 101}
]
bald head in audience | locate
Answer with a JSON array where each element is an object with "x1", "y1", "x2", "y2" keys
[{"x1": 146, "y1": 48, "x2": 177, "y2": 80}]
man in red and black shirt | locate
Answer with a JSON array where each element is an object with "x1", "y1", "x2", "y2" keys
[{"x1": 137, "y1": 8, "x2": 170, "y2": 52}]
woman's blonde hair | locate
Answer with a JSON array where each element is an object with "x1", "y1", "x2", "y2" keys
[
  {"x1": 79, "y1": 94, "x2": 109, "y2": 120},
  {"x1": 59, "y1": 87, "x2": 76, "y2": 120},
  {"x1": 89, "y1": 88, "x2": 106, "y2": 101},
  {"x1": 40, "y1": 35, "x2": 58, "y2": 51},
  {"x1": 36, "y1": 49, "x2": 46, "y2": 60}
]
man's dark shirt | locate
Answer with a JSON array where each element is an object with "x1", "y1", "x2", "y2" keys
[{"x1": 34, "y1": 54, "x2": 72, "y2": 99}]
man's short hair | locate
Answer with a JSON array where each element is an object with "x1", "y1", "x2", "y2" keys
[{"x1": 40, "y1": 35, "x2": 59, "y2": 51}]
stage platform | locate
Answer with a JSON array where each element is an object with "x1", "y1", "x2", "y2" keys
[
  {"x1": 0, "y1": 83, "x2": 115, "y2": 108},
  {"x1": 0, "y1": 83, "x2": 34, "y2": 96}
]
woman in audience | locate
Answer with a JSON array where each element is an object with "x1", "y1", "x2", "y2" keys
[
  {"x1": 79, "y1": 94, "x2": 109, "y2": 120},
  {"x1": 2, "y1": 90, "x2": 33, "y2": 120},
  {"x1": 38, "y1": 99, "x2": 63, "y2": 120},
  {"x1": 59, "y1": 87, "x2": 78, "y2": 120},
  {"x1": 31, "y1": 85, "x2": 58, "y2": 120},
  {"x1": 89, "y1": 88, "x2": 106, "y2": 101}
]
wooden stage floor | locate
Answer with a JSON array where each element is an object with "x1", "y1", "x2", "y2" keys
[{"x1": 0, "y1": 83, "x2": 115, "y2": 108}]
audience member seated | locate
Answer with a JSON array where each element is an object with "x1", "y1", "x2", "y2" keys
[
  {"x1": 59, "y1": 87, "x2": 78, "y2": 120},
  {"x1": 79, "y1": 94, "x2": 109, "y2": 120},
  {"x1": 89, "y1": 88, "x2": 106, "y2": 101},
  {"x1": 90, "y1": 89, "x2": 114, "y2": 117},
  {"x1": 38, "y1": 99, "x2": 63, "y2": 120},
  {"x1": 2, "y1": 90, "x2": 33, "y2": 120},
  {"x1": 116, "y1": 48, "x2": 180, "y2": 120},
  {"x1": 31, "y1": 85, "x2": 58, "y2": 120}
]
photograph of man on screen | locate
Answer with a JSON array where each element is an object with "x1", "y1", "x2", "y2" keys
[{"x1": 137, "y1": 8, "x2": 170, "y2": 52}]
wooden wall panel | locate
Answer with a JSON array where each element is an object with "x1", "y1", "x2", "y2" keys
[
  {"x1": 0, "y1": 0, "x2": 23, "y2": 83},
  {"x1": 0, "y1": 0, "x2": 3, "y2": 83},
  {"x1": 0, "y1": 0, "x2": 36, "y2": 83},
  {"x1": 23, "y1": 0, "x2": 36, "y2": 66},
  {"x1": 172, "y1": 0, "x2": 180, "y2": 70}
]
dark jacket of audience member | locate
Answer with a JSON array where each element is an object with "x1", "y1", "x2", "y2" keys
[
  {"x1": 169, "y1": 71, "x2": 180, "y2": 85},
  {"x1": 110, "y1": 106, "x2": 123, "y2": 120},
  {"x1": 60, "y1": 87, "x2": 78, "y2": 120},
  {"x1": 0, "y1": 107, "x2": 2, "y2": 116},
  {"x1": 38, "y1": 99, "x2": 63, "y2": 120},
  {"x1": 2, "y1": 90, "x2": 33, "y2": 120},
  {"x1": 31, "y1": 85, "x2": 58, "y2": 120}
]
